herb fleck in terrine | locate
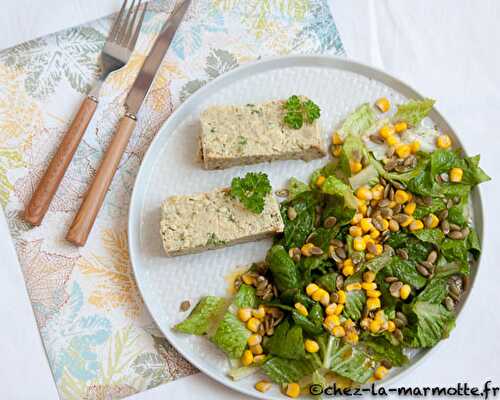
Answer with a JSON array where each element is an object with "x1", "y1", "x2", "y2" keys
[
  {"x1": 199, "y1": 99, "x2": 326, "y2": 169},
  {"x1": 160, "y1": 188, "x2": 284, "y2": 256}
]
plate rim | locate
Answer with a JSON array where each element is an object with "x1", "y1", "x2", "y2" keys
[{"x1": 128, "y1": 54, "x2": 484, "y2": 399}]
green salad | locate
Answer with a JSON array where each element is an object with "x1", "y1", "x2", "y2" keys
[{"x1": 174, "y1": 97, "x2": 490, "y2": 398}]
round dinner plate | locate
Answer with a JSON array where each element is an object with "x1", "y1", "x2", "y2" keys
[{"x1": 128, "y1": 55, "x2": 483, "y2": 399}]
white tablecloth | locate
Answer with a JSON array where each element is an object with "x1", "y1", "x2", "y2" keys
[{"x1": 2, "y1": 1, "x2": 500, "y2": 399}]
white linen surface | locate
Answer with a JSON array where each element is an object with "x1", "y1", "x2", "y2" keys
[{"x1": 2, "y1": 0, "x2": 500, "y2": 398}]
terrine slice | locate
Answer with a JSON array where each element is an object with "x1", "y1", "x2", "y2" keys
[
  {"x1": 199, "y1": 99, "x2": 326, "y2": 169},
  {"x1": 160, "y1": 188, "x2": 284, "y2": 256}
]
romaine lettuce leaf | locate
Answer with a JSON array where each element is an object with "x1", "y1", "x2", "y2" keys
[
  {"x1": 393, "y1": 98, "x2": 435, "y2": 127},
  {"x1": 265, "y1": 319, "x2": 305, "y2": 360},
  {"x1": 234, "y1": 284, "x2": 258, "y2": 309},
  {"x1": 386, "y1": 257, "x2": 427, "y2": 289},
  {"x1": 228, "y1": 366, "x2": 260, "y2": 380},
  {"x1": 348, "y1": 164, "x2": 379, "y2": 190},
  {"x1": 339, "y1": 103, "x2": 377, "y2": 136},
  {"x1": 321, "y1": 175, "x2": 359, "y2": 209},
  {"x1": 364, "y1": 252, "x2": 392, "y2": 273},
  {"x1": 287, "y1": 177, "x2": 309, "y2": 200},
  {"x1": 174, "y1": 296, "x2": 227, "y2": 335},
  {"x1": 343, "y1": 289, "x2": 366, "y2": 321},
  {"x1": 462, "y1": 155, "x2": 491, "y2": 185},
  {"x1": 322, "y1": 195, "x2": 356, "y2": 227},
  {"x1": 361, "y1": 335, "x2": 409, "y2": 367},
  {"x1": 280, "y1": 191, "x2": 317, "y2": 249},
  {"x1": 292, "y1": 310, "x2": 324, "y2": 336},
  {"x1": 266, "y1": 245, "x2": 301, "y2": 291},
  {"x1": 440, "y1": 238, "x2": 469, "y2": 268},
  {"x1": 417, "y1": 277, "x2": 448, "y2": 304},
  {"x1": 261, "y1": 356, "x2": 316, "y2": 384},
  {"x1": 339, "y1": 134, "x2": 370, "y2": 177},
  {"x1": 412, "y1": 228, "x2": 445, "y2": 245},
  {"x1": 316, "y1": 272, "x2": 339, "y2": 292},
  {"x1": 210, "y1": 312, "x2": 251, "y2": 358},
  {"x1": 413, "y1": 197, "x2": 446, "y2": 219},
  {"x1": 466, "y1": 227, "x2": 481, "y2": 259}
]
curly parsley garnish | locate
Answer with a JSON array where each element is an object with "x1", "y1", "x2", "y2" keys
[
  {"x1": 230, "y1": 172, "x2": 272, "y2": 214},
  {"x1": 283, "y1": 95, "x2": 321, "y2": 129}
]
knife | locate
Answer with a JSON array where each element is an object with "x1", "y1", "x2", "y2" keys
[{"x1": 66, "y1": 0, "x2": 191, "y2": 246}]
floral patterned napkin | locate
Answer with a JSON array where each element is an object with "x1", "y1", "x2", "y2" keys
[{"x1": 0, "y1": 1, "x2": 344, "y2": 398}]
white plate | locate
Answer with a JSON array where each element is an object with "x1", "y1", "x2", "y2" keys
[{"x1": 128, "y1": 55, "x2": 483, "y2": 399}]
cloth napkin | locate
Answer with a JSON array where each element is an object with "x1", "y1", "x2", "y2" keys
[{"x1": 0, "y1": 0, "x2": 344, "y2": 399}]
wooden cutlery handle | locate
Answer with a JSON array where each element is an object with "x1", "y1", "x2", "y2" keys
[
  {"x1": 23, "y1": 96, "x2": 98, "y2": 226},
  {"x1": 66, "y1": 115, "x2": 137, "y2": 246}
]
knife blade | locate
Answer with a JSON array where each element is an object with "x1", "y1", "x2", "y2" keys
[{"x1": 125, "y1": 0, "x2": 191, "y2": 116}]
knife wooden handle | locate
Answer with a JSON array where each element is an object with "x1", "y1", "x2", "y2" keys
[
  {"x1": 66, "y1": 114, "x2": 136, "y2": 246},
  {"x1": 23, "y1": 96, "x2": 98, "y2": 226}
]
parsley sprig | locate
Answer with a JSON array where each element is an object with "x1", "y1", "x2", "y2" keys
[
  {"x1": 283, "y1": 95, "x2": 321, "y2": 129},
  {"x1": 230, "y1": 172, "x2": 272, "y2": 214}
]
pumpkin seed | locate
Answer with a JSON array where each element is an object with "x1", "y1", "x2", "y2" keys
[
  {"x1": 423, "y1": 196, "x2": 433, "y2": 206},
  {"x1": 396, "y1": 248, "x2": 409, "y2": 260},
  {"x1": 389, "y1": 219, "x2": 400, "y2": 232},
  {"x1": 371, "y1": 209, "x2": 381, "y2": 220},
  {"x1": 306, "y1": 232, "x2": 318, "y2": 244},
  {"x1": 384, "y1": 276, "x2": 399, "y2": 283},
  {"x1": 423, "y1": 214, "x2": 434, "y2": 229},
  {"x1": 386, "y1": 146, "x2": 396, "y2": 158},
  {"x1": 449, "y1": 223, "x2": 461, "y2": 231},
  {"x1": 180, "y1": 300, "x2": 191, "y2": 312},
  {"x1": 366, "y1": 205, "x2": 373, "y2": 217},
  {"x1": 448, "y1": 230, "x2": 464, "y2": 240},
  {"x1": 330, "y1": 292, "x2": 339, "y2": 303},
  {"x1": 393, "y1": 204, "x2": 402, "y2": 214},
  {"x1": 441, "y1": 220, "x2": 450, "y2": 235},
  {"x1": 330, "y1": 239, "x2": 344, "y2": 248},
  {"x1": 393, "y1": 328, "x2": 404, "y2": 342},
  {"x1": 394, "y1": 213, "x2": 411, "y2": 225},
  {"x1": 287, "y1": 206, "x2": 297, "y2": 221},
  {"x1": 396, "y1": 312, "x2": 408, "y2": 325},
  {"x1": 384, "y1": 159, "x2": 398, "y2": 172},
  {"x1": 389, "y1": 187, "x2": 395, "y2": 201},
  {"x1": 449, "y1": 280, "x2": 461, "y2": 297},
  {"x1": 383, "y1": 244, "x2": 395, "y2": 255},
  {"x1": 367, "y1": 242, "x2": 377, "y2": 254},
  {"x1": 380, "y1": 177, "x2": 387, "y2": 186},
  {"x1": 275, "y1": 189, "x2": 289, "y2": 198},
  {"x1": 441, "y1": 173, "x2": 450, "y2": 183},
  {"x1": 336, "y1": 275, "x2": 344, "y2": 290},
  {"x1": 379, "y1": 198, "x2": 391, "y2": 208},
  {"x1": 449, "y1": 290, "x2": 460, "y2": 302},
  {"x1": 380, "y1": 207, "x2": 393, "y2": 219},
  {"x1": 381, "y1": 359, "x2": 393, "y2": 369},
  {"x1": 394, "y1": 318, "x2": 406, "y2": 329},
  {"x1": 461, "y1": 227, "x2": 470, "y2": 237},
  {"x1": 370, "y1": 134, "x2": 385, "y2": 144},
  {"x1": 446, "y1": 198, "x2": 454, "y2": 209},
  {"x1": 417, "y1": 263, "x2": 431, "y2": 277},
  {"x1": 335, "y1": 247, "x2": 347, "y2": 260},
  {"x1": 444, "y1": 296, "x2": 455, "y2": 311},
  {"x1": 453, "y1": 196, "x2": 461, "y2": 204},
  {"x1": 438, "y1": 209, "x2": 449, "y2": 220},
  {"x1": 372, "y1": 217, "x2": 384, "y2": 231},
  {"x1": 311, "y1": 246, "x2": 324, "y2": 256},
  {"x1": 392, "y1": 180, "x2": 406, "y2": 190},
  {"x1": 395, "y1": 164, "x2": 409, "y2": 173},
  {"x1": 389, "y1": 281, "x2": 403, "y2": 297},
  {"x1": 427, "y1": 250, "x2": 438, "y2": 264},
  {"x1": 323, "y1": 216, "x2": 337, "y2": 229},
  {"x1": 384, "y1": 184, "x2": 391, "y2": 199}
]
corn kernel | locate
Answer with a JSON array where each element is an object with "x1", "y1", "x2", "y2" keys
[
  {"x1": 404, "y1": 202, "x2": 416, "y2": 215},
  {"x1": 342, "y1": 263, "x2": 354, "y2": 277},
  {"x1": 371, "y1": 184, "x2": 384, "y2": 200},
  {"x1": 332, "y1": 145, "x2": 343, "y2": 157},
  {"x1": 360, "y1": 318, "x2": 370, "y2": 330},
  {"x1": 332, "y1": 132, "x2": 344, "y2": 145},
  {"x1": 369, "y1": 319, "x2": 381, "y2": 333},
  {"x1": 387, "y1": 321, "x2": 396, "y2": 332},
  {"x1": 248, "y1": 334, "x2": 262, "y2": 347},
  {"x1": 374, "y1": 366, "x2": 389, "y2": 380},
  {"x1": 255, "y1": 380, "x2": 272, "y2": 393},
  {"x1": 363, "y1": 271, "x2": 376, "y2": 283},
  {"x1": 360, "y1": 218, "x2": 373, "y2": 233},
  {"x1": 351, "y1": 213, "x2": 363, "y2": 225},
  {"x1": 386, "y1": 135, "x2": 399, "y2": 146},
  {"x1": 396, "y1": 144, "x2": 411, "y2": 158},
  {"x1": 250, "y1": 344, "x2": 263, "y2": 355},
  {"x1": 286, "y1": 383, "x2": 301, "y2": 398},
  {"x1": 247, "y1": 317, "x2": 261, "y2": 333},
  {"x1": 400, "y1": 284, "x2": 411, "y2": 300},
  {"x1": 376, "y1": 97, "x2": 390, "y2": 113},
  {"x1": 241, "y1": 350, "x2": 254, "y2": 366},
  {"x1": 306, "y1": 283, "x2": 319, "y2": 297},
  {"x1": 325, "y1": 303, "x2": 338, "y2": 315},
  {"x1": 428, "y1": 213, "x2": 440, "y2": 228},
  {"x1": 237, "y1": 308, "x2": 252, "y2": 322},
  {"x1": 344, "y1": 319, "x2": 355, "y2": 330},
  {"x1": 410, "y1": 140, "x2": 421, "y2": 153},
  {"x1": 350, "y1": 160, "x2": 363, "y2": 174},
  {"x1": 353, "y1": 236, "x2": 366, "y2": 251},
  {"x1": 394, "y1": 190, "x2": 410, "y2": 204},
  {"x1": 356, "y1": 186, "x2": 373, "y2": 201},
  {"x1": 316, "y1": 175, "x2": 326, "y2": 187},
  {"x1": 450, "y1": 167, "x2": 463, "y2": 183},
  {"x1": 375, "y1": 310, "x2": 385, "y2": 322},
  {"x1": 346, "y1": 282, "x2": 362, "y2": 291},
  {"x1": 349, "y1": 225, "x2": 363, "y2": 237},
  {"x1": 370, "y1": 229, "x2": 380, "y2": 239},
  {"x1": 365, "y1": 253, "x2": 375, "y2": 260},
  {"x1": 252, "y1": 305, "x2": 266, "y2": 319},
  {"x1": 332, "y1": 325, "x2": 346, "y2": 338},
  {"x1": 409, "y1": 220, "x2": 424, "y2": 231},
  {"x1": 400, "y1": 215, "x2": 413, "y2": 227},
  {"x1": 242, "y1": 274, "x2": 255, "y2": 285},
  {"x1": 345, "y1": 331, "x2": 359, "y2": 345},
  {"x1": 366, "y1": 297, "x2": 381, "y2": 311},
  {"x1": 301, "y1": 243, "x2": 315, "y2": 257},
  {"x1": 294, "y1": 302, "x2": 308, "y2": 317},
  {"x1": 362, "y1": 282, "x2": 377, "y2": 291},
  {"x1": 337, "y1": 290, "x2": 347, "y2": 304},
  {"x1": 324, "y1": 315, "x2": 340, "y2": 329},
  {"x1": 366, "y1": 289, "x2": 382, "y2": 298},
  {"x1": 379, "y1": 125, "x2": 395, "y2": 139},
  {"x1": 312, "y1": 288, "x2": 328, "y2": 302},
  {"x1": 358, "y1": 202, "x2": 368, "y2": 216},
  {"x1": 380, "y1": 218, "x2": 390, "y2": 231},
  {"x1": 394, "y1": 121, "x2": 408, "y2": 133},
  {"x1": 363, "y1": 234, "x2": 375, "y2": 246},
  {"x1": 334, "y1": 304, "x2": 344, "y2": 315},
  {"x1": 437, "y1": 134, "x2": 452, "y2": 149},
  {"x1": 304, "y1": 339, "x2": 320, "y2": 353},
  {"x1": 375, "y1": 244, "x2": 383, "y2": 255}
]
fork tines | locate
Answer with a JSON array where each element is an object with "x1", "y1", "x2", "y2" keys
[{"x1": 109, "y1": 0, "x2": 148, "y2": 50}]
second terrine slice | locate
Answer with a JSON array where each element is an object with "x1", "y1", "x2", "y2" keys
[
  {"x1": 160, "y1": 188, "x2": 284, "y2": 256},
  {"x1": 199, "y1": 99, "x2": 326, "y2": 169}
]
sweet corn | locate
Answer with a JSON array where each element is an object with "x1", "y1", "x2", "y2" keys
[
  {"x1": 250, "y1": 344, "x2": 264, "y2": 355},
  {"x1": 242, "y1": 274, "x2": 255, "y2": 285},
  {"x1": 337, "y1": 290, "x2": 347, "y2": 304},
  {"x1": 379, "y1": 124, "x2": 395, "y2": 139},
  {"x1": 332, "y1": 325, "x2": 346, "y2": 337},
  {"x1": 410, "y1": 140, "x2": 421, "y2": 153},
  {"x1": 376, "y1": 97, "x2": 390, "y2": 112},
  {"x1": 400, "y1": 215, "x2": 413, "y2": 227},
  {"x1": 304, "y1": 339, "x2": 320, "y2": 353},
  {"x1": 428, "y1": 213, "x2": 440, "y2": 228},
  {"x1": 358, "y1": 202, "x2": 368, "y2": 216},
  {"x1": 353, "y1": 236, "x2": 366, "y2": 251},
  {"x1": 344, "y1": 319, "x2": 355, "y2": 330},
  {"x1": 356, "y1": 186, "x2": 373, "y2": 201},
  {"x1": 286, "y1": 383, "x2": 301, "y2": 398},
  {"x1": 386, "y1": 135, "x2": 399, "y2": 146},
  {"x1": 400, "y1": 284, "x2": 411, "y2": 300},
  {"x1": 248, "y1": 334, "x2": 262, "y2": 347},
  {"x1": 350, "y1": 160, "x2": 363, "y2": 174},
  {"x1": 394, "y1": 190, "x2": 410, "y2": 204},
  {"x1": 369, "y1": 319, "x2": 381, "y2": 333},
  {"x1": 362, "y1": 282, "x2": 377, "y2": 291},
  {"x1": 332, "y1": 132, "x2": 344, "y2": 145},
  {"x1": 363, "y1": 234, "x2": 375, "y2": 246},
  {"x1": 316, "y1": 175, "x2": 326, "y2": 187},
  {"x1": 325, "y1": 303, "x2": 338, "y2": 315},
  {"x1": 404, "y1": 202, "x2": 416, "y2": 215},
  {"x1": 346, "y1": 283, "x2": 362, "y2": 291},
  {"x1": 366, "y1": 297, "x2": 381, "y2": 311},
  {"x1": 409, "y1": 219, "x2": 424, "y2": 231},
  {"x1": 380, "y1": 218, "x2": 390, "y2": 231},
  {"x1": 365, "y1": 253, "x2": 375, "y2": 260},
  {"x1": 237, "y1": 308, "x2": 252, "y2": 322},
  {"x1": 360, "y1": 218, "x2": 373, "y2": 233},
  {"x1": 366, "y1": 289, "x2": 382, "y2": 298},
  {"x1": 375, "y1": 244, "x2": 383, "y2": 255},
  {"x1": 371, "y1": 184, "x2": 384, "y2": 200},
  {"x1": 374, "y1": 310, "x2": 385, "y2": 321},
  {"x1": 241, "y1": 350, "x2": 254, "y2": 366},
  {"x1": 342, "y1": 263, "x2": 354, "y2": 277},
  {"x1": 370, "y1": 229, "x2": 380, "y2": 239},
  {"x1": 396, "y1": 144, "x2": 411, "y2": 158},
  {"x1": 334, "y1": 304, "x2": 344, "y2": 315},
  {"x1": 351, "y1": 213, "x2": 363, "y2": 225},
  {"x1": 247, "y1": 317, "x2": 261, "y2": 333},
  {"x1": 345, "y1": 330, "x2": 359, "y2": 345},
  {"x1": 306, "y1": 283, "x2": 319, "y2": 297},
  {"x1": 255, "y1": 380, "x2": 272, "y2": 393},
  {"x1": 437, "y1": 134, "x2": 452, "y2": 149},
  {"x1": 332, "y1": 145, "x2": 343, "y2": 157},
  {"x1": 360, "y1": 318, "x2": 370, "y2": 330},
  {"x1": 312, "y1": 288, "x2": 328, "y2": 302},
  {"x1": 252, "y1": 305, "x2": 266, "y2": 319},
  {"x1": 363, "y1": 271, "x2": 376, "y2": 283},
  {"x1": 374, "y1": 366, "x2": 389, "y2": 380},
  {"x1": 294, "y1": 302, "x2": 308, "y2": 317},
  {"x1": 301, "y1": 243, "x2": 315, "y2": 257},
  {"x1": 450, "y1": 167, "x2": 463, "y2": 183},
  {"x1": 349, "y1": 225, "x2": 363, "y2": 237},
  {"x1": 387, "y1": 321, "x2": 396, "y2": 332},
  {"x1": 394, "y1": 121, "x2": 408, "y2": 133},
  {"x1": 324, "y1": 315, "x2": 341, "y2": 329}
]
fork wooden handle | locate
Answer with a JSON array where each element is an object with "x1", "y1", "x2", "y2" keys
[
  {"x1": 66, "y1": 114, "x2": 137, "y2": 246},
  {"x1": 23, "y1": 96, "x2": 98, "y2": 226}
]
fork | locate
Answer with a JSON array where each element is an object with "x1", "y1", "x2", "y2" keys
[{"x1": 23, "y1": 0, "x2": 147, "y2": 226}]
